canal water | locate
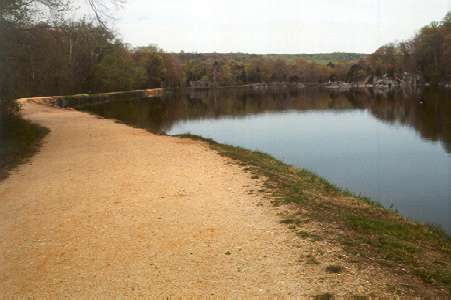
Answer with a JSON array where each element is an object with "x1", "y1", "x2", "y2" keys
[{"x1": 76, "y1": 88, "x2": 451, "y2": 234}]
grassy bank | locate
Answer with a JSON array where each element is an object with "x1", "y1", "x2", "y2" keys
[
  {"x1": 0, "y1": 111, "x2": 49, "y2": 180},
  {"x1": 178, "y1": 134, "x2": 451, "y2": 291}
]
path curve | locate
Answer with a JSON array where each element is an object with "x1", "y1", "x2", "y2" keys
[{"x1": 0, "y1": 101, "x2": 423, "y2": 296}]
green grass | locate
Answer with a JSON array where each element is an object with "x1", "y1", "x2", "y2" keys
[
  {"x1": 176, "y1": 52, "x2": 366, "y2": 65},
  {"x1": 264, "y1": 52, "x2": 366, "y2": 64},
  {"x1": 176, "y1": 134, "x2": 451, "y2": 291}
]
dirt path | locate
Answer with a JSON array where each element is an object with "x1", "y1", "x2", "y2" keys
[{"x1": 0, "y1": 101, "x2": 424, "y2": 297}]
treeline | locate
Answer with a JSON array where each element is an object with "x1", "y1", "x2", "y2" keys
[
  {"x1": 0, "y1": 0, "x2": 182, "y2": 102},
  {"x1": 348, "y1": 12, "x2": 451, "y2": 85},
  {"x1": 177, "y1": 52, "x2": 353, "y2": 86},
  {"x1": 0, "y1": 1, "x2": 357, "y2": 102},
  {"x1": 0, "y1": 20, "x2": 183, "y2": 100},
  {"x1": 0, "y1": 15, "x2": 354, "y2": 102},
  {"x1": 2, "y1": 2, "x2": 450, "y2": 107},
  {"x1": 264, "y1": 53, "x2": 365, "y2": 64}
]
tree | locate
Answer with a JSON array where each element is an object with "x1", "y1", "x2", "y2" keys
[
  {"x1": 441, "y1": 12, "x2": 451, "y2": 81},
  {"x1": 0, "y1": 0, "x2": 124, "y2": 26},
  {"x1": 0, "y1": 0, "x2": 67, "y2": 23},
  {"x1": 0, "y1": 19, "x2": 116, "y2": 99},
  {"x1": 161, "y1": 54, "x2": 183, "y2": 88},
  {"x1": 346, "y1": 62, "x2": 370, "y2": 83},
  {"x1": 133, "y1": 46, "x2": 165, "y2": 88},
  {"x1": 0, "y1": 0, "x2": 125, "y2": 105},
  {"x1": 93, "y1": 44, "x2": 146, "y2": 92}
]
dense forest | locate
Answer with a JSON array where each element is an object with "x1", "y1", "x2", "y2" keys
[
  {"x1": 349, "y1": 12, "x2": 451, "y2": 86},
  {"x1": 1, "y1": 1, "x2": 450, "y2": 111}
]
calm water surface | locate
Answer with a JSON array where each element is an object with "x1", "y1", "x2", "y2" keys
[{"x1": 77, "y1": 88, "x2": 451, "y2": 233}]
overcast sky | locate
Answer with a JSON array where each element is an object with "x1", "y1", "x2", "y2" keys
[{"x1": 110, "y1": 0, "x2": 450, "y2": 54}]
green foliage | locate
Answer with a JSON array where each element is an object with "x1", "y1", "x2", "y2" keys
[
  {"x1": 265, "y1": 52, "x2": 365, "y2": 64},
  {"x1": 176, "y1": 53, "x2": 353, "y2": 85},
  {"x1": 133, "y1": 46, "x2": 165, "y2": 87},
  {"x1": 414, "y1": 20, "x2": 450, "y2": 84},
  {"x1": 2, "y1": 4, "x2": 450, "y2": 102},
  {"x1": 93, "y1": 45, "x2": 147, "y2": 92},
  {"x1": 350, "y1": 12, "x2": 451, "y2": 85},
  {"x1": 0, "y1": 20, "x2": 116, "y2": 99}
]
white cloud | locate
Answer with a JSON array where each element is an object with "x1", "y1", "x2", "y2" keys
[{"x1": 115, "y1": 0, "x2": 450, "y2": 53}]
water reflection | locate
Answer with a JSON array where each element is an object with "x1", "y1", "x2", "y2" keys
[
  {"x1": 77, "y1": 88, "x2": 451, "y2": 233},
  {"x1": 78, "y1": 88, "x2": 451, "y2": 153}
]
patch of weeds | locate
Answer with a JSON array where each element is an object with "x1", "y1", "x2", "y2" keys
[
  {"x1": 414, "y1": 267, "x2": 451, "y2": 290},
  {"x1": 270, "y1": 199, "x2": 282, "y2": 207},
  {"x1": 280, "y1": 218, "x2": 302, "y2": 225},
  {"x1": 305, "y1": 255, "x2": 320, "y2": 265},
  {"x1": 325, "y1": 265, "x2": 343, "y2": 274},
  {"x1": 251, "y1": 175, "x2": 260, "y2": 179},
  {"x1": 296, "y1": 230, "x2": 322, "y2": 241},
  {"x1": 314, "y1": 292, "x2": 334, "y2": 300},
  {"x1": 344, "y1": 214, "x2": 426, "y2": 264},
  {"x1": 345, "y1": 214, "x2": 439, "y2": 242}
]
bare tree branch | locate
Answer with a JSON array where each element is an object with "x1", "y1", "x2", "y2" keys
[
  {"x1": 86, "y1": 0, "x2": 125, "y2": 28},
  {"x1": 1, "y1": 0, "x2": 125, "y2": 26}
]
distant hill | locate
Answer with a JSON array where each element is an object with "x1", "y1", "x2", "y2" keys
[
  {"x1": 264, "y1": 52, "x2": 367, "y2": 64},
  {"x1": 175, "y1": 52, "x2": 367, "y2": 64}
]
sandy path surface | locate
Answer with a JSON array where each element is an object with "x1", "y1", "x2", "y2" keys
[{"x1": 0, "y1": 102, "x2": 422, "y2": 297}]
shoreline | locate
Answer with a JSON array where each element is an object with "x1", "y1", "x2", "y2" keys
[
  {"x1": 0, "y1": 96, "x2": 449, "y2": 296},
  {"x1": 175, "y1": 135, "x2": 451, "y2": 290}
]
